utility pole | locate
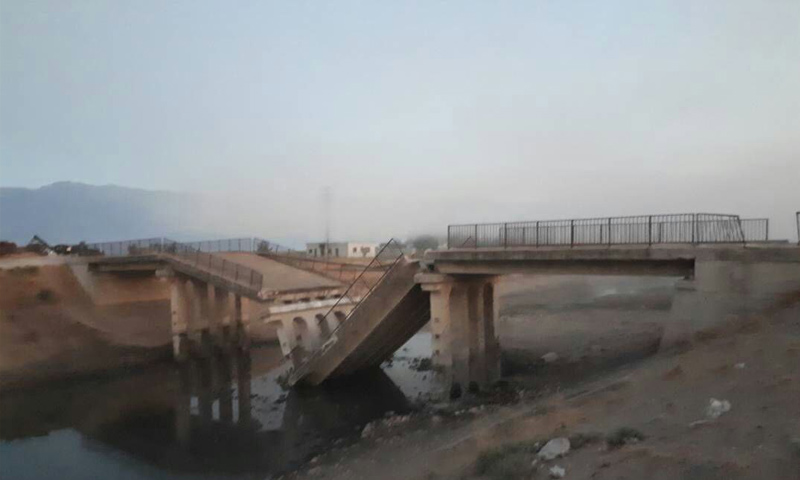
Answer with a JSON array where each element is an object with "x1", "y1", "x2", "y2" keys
[{"x1": 322, "y1": 186, "x2": 332, "y2": 257}]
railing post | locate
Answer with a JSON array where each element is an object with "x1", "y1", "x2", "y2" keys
[
  {"x1": 504, "y1": 223, "x2": 508, "y2": 248},
  {"x1": 648, "y1": 216, "x2": 652, "y2": 245},
  {"x1": 535, "y1": 221, "x2": 540, "y2": 247},
  {"x1": 447, "y1": 226, "x2": 451, "y2": 249},
  {"x1": 692, "y1": 214, "x2": 697, "y2": 244},
  {"x1": 570, "y1": 220, "x2": 575, "y2": 247},
  {"x1": 474, "y1": 224, "x2": 478, "y2": 248},
  {"x1": 608, "y1": 218, "x2": 612, "y2": 246},
  {"x1": 766, "y1": 219, "x2": 769, "y2": 241}
]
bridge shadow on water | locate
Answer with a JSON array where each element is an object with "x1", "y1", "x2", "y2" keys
[{"x1": 0, "y1": 336, "x2": 438, "y2": 479}]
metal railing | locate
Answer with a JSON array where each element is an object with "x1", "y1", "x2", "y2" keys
[
  {"x1": 740, "y1": 218, "x2": 769, "y2": 242},
  {"x1": 84, "y1": 237, "x2": 264, "y2": 292},
  {"x1": 289, "y1": 238, "x2": 406, "y2": 363},
  {"x1": 447, "y1": 213, "x2": 746, "y2": 249},
  {"x1": 796, "y1": 212, "x2": 800, "y2": 245}
]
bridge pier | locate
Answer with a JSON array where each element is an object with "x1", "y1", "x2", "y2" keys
[
  {"x1": 420, "y1": 274, "x2": 500, "y2": 395},
  {"x1": 169, "y1": 275, "x2": 252, "y2": 361}
]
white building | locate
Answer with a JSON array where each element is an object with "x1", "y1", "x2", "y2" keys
[{"x1": 306, "y1": 242, "x2": 379, "y2": 258}]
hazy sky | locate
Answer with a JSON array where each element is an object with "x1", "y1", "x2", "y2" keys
[{"x1": 1, "y1": 1, "x2": 799, "y2": 241}]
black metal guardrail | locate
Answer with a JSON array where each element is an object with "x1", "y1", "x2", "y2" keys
[
  {"x1": 84, "y1": 237, "x2": 265, "y2": 292},
  {"x1": 447, "y1": 213, "x2": 747, "y2": 249},
  {"x1": 740, "y1": 218, "x2": 769, "y2": 242}
]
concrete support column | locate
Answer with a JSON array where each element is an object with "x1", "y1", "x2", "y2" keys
[
  {"x1": 425, "y1": 280, "x2": 453, "y2": 372},
  {"x1": 217, "y1": 355, "x2": 234, "y2": 423},
  {"x1": 419, "y1": 273, "x2": 500, "y2": 397},
  {"x1": 170, "y1": 278, "x2": 190, "y2": 361},
  {"x1": 210, "y1": 286, "x2": 234, "y2": 350},
  {"x1": 175, "y1": 363, "x2": 192, "y2": 445},
  {"x1": 236, "y1": 352, "x2": 252, "y2": 425},
  {"x1": 235, "y1": 295, "x2": 252, "y2": 352},
  {"x1": 186, "y1": 279, "x2": 212, "y2": 357},
  {"x1": 273, "y1": 320, "x2": 294, "y2": 358}
]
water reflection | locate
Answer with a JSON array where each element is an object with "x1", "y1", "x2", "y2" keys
[{"x1": 0, "y1": 333, "x2": 439, "y2": 479}]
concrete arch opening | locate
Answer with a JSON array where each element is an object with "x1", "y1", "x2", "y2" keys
[
  {"x1": 316, "y1": 313, "x2": 330, "y2": 338},
  {"x1": 263, "y1": 319, "x2": 285, "y2": 353},
  {"x1": 333, "y1": 311, "x2": 347, "y2": 325},
  {"x1": 292, "y1": 317, "x2": 312, "y2": 351}
]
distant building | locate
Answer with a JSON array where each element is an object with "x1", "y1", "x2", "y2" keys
[{"x1": 306, "y1": 242, "x2": 379, "y2": 258}]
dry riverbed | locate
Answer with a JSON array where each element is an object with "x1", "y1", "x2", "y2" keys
[{"x1": 285, "y1": 282, "x2": 800, "y2": 480}]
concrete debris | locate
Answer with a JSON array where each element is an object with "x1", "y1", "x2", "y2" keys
[
  {"x1": 307, "y1": 466, "x2": 322, "y2": 476},
  {"x1": 706, "y1": 398, "x2": 731, "y2": 419},
  {"x1": 537, "y1": 437, "x2": 571, "y2": 460},
  {"x1": 549, "y1": 465, "x2": 566, "y2": 478},
  {"x1": 542, "y1": 352, "x2": 560, "y2": 363},
  {"x1": 383, "y1": 414, "x2": 411, "y2": 427},
  {"x1": 734, "y1": 362, "x2": 746, "y2": 369},
  {"x1": 361, "y1": 422, "x2": 375, "y2": 438}
]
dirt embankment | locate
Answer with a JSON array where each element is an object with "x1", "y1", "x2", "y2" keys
[{"x1": 0, "y1": 262, "x2": 171, "y2": 391}]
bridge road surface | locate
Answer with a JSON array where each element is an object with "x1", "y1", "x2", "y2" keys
[{"x1": 215, "y1": 253, "x2": 342, "y2": 292}]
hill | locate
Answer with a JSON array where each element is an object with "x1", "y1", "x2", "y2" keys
[{"x1": 0, "y1": 182, "x2": 202, "y2": 244}]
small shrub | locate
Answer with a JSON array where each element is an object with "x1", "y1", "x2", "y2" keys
[
  {"x1": 606, "y1": 427, "x2": 645, "y2": 449},
  {"x1": 35, "y1": 289, "x2": 56, "y2": 303},
  {"x1": 569, "y1": 432, "x2": 603, "y2": 449}
]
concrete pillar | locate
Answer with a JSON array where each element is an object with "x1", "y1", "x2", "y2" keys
[
  {"x1": 185, "y1": 279, "x2": 213, "y2": 357},
  {"x1": 427, "y1": 280, "x2": 454, "y2": 372},
  {"x1": 175, "y1": 363, "x2": 192, "y2": 446},
  {"x1": 233, "y1": 295, "x2": 252, "y2": 351},
  {"x1": 420, "y1": 273, "x2": 500, "y2": 396},
  {"x1": 209, "y1": 286, "x2": 234, "y2": 350},
  {"x1": 196, "y1": 358, "x2": 214, "y2": 424},
  {"x1": 170, "y1": 278, "x2": 190, "y2": 361},
  {"x1": 236, "y1": 352, "x2": 252, "y2": 425},
  {"x1": 482, "y1": 280, "x2": 501, "y2": 384},
  {"x1": 217, "y1": 355, "x2": 234, "y2": 423},
  {"x1": 317, "y1": 313, "x2": 331, "y2": 339}
]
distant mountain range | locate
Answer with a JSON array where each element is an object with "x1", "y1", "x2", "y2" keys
[{"x1": 0, "y1": 182, "x2": 210, "y2": 245}]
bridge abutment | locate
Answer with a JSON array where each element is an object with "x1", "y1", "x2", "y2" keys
[{"x1": 662, "y1": 258, "x2": 800, "y2": 348}]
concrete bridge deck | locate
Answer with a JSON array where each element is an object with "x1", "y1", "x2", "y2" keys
[
  {"x1": 214, "y1": 253, "x2": 341, "y2": 293},
  {"x1": 425, "y1": 243, "x2": 800, "y2": 276}
]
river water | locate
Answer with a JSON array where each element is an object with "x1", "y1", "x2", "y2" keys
[{"x1": 0, "y1": 333, "x2": 440, "y2": 479}]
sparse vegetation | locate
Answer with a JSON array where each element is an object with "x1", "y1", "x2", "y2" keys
[
  {"x1": 35, "y1": 288, "x2": 56, "y2": 303},
  {"x1": 568, "y1": 431, "x2": 603, "y2": 449},
  {"x1": 605, "y1": 427, "x2": 645, "y2": 449},
  {"x1": 475, "y1": 439, "x2": 542, "y2": 480},
  {"x1": 409, "y1": 235, "x2": 440, "y2": 253},
  {"x1": 9, "y1": 266, "x2": 39, "y2": 276}
]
